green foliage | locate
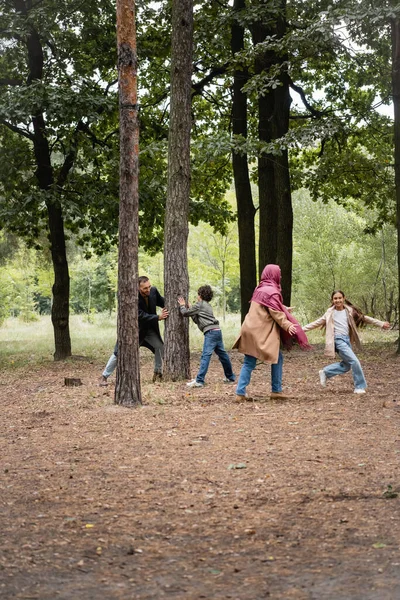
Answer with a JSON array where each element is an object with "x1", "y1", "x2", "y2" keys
[{"x1": 292, "y1": 189, "x2": 398, "y2": 323}]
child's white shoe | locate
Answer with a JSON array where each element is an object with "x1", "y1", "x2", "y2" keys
[
  {"x1": 319, "y1": 369, "x2": 327, "y2": 387},
  {"x1": 186, "y1": 379, "x2": 204, "y2": 388},
  {"x1": 354, "y1": 388, "x2": 366, "y2": 394}
]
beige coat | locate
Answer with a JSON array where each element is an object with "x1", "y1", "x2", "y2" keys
[
  {"x1": 303, "y1": 305, "x2": 386, "y2": 358},
  {"x1": 232, "y1": 301, "x2": 293, "y2": 363}
]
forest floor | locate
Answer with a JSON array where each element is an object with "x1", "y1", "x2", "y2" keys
[{"x1": 2, "y1": 341, "x2": 400, "y2": 600}]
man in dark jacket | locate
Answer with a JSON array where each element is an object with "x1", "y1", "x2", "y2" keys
[{"x1": 99, "y1": 276, "x2": 168, "y2": 385}]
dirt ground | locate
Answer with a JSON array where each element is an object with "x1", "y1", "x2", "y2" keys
[{"x1": 1, "y1": 342, "x2": 400, "y2": 600}]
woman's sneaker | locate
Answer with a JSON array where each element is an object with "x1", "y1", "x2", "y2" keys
[{"x1": 186, "y1": 379, "x2": 204, "y2": 388}]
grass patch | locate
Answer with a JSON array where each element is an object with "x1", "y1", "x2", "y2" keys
[{"x1": 1, "y1": 312, "x2": 396, "y2": 369}]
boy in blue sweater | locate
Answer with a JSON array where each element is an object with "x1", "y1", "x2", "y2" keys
[{"x1": 178, "y1": 285, "x2": 236, "y2": 387}]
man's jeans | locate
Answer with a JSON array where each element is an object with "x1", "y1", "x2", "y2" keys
[
  {"x1": 102, "y1": 331, "x2": 164, "y2": 378},
  {"x1": 236, "y1": 351, "x2": 283, "y2": 396},
  {"x1": 196, "y1": 329, "x2": 235, "y2": 384},
  {"x1": 323, "y1": 335, "x2": 367, "y2": 390}
]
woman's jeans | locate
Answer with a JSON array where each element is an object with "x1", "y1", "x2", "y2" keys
[
  {"x1": 323, "y1": 335, "x2": 367, "y2": 390},
  {"x1": 196, "y1": 329, "x2": 235, "y2": 384},
  {"x1": 236, "y1": 351, "x2": 283, "y2": 396}
]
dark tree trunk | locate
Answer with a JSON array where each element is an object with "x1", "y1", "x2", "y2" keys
[
  {"x1": 391, "y1": 17, "x2": 400, "y2": 353},
  {"x1": 163, "y1": 0, "x2": 193, "y2": 380},
  {"x1": 231, "y1": 0, "x2": 257, "y2": 322},
  {"x1": 252, "y1": 21, "x2": 278, "y2": 275},
  {"x1": 114, "y1": 0, "x2": 142, "y2": 405},
  {"x1": 251, "y1": 0, "x2": 292, "y2": 304},
  {"x1": 23, "y1": 8, "x2": 71, "y2": 359}
]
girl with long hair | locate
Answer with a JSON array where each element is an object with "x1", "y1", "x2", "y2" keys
[{"x1": 303, "y1": 290, "x2": 390, "y2": 394}]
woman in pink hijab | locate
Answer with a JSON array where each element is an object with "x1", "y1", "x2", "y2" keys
[{"x1": 233, "y1": 264, "x2": 310, "y2": 402}]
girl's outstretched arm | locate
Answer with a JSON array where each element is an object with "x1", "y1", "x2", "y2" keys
[
  {"x1": 303, "y1": 314, "x2": 327, "y2": 332},
  {"x1": 363, "y1": 315, "x2": 391, "y2": 329}
]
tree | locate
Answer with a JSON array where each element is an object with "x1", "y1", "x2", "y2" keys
[
  {"x1": 230, "y1": 0, "x2": 257, "y2": 320},
  {"x1": 0, "y1": 0, "x2": 119, "y2": 359},
  {"x1": 163, "y1": 0, "x2": 193, "y2": 381},
  {"x1": 114, "y1": 0, "x2": 141, "y2": 406}
]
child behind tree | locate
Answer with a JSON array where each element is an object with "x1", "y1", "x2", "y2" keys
[{"x1": 178, "y1": 285, "x2": 236, "y2": 388}]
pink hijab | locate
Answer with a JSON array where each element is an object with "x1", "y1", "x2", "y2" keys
[{"x1": 251, "y1": 264, "x2": 311, "y2": 350}]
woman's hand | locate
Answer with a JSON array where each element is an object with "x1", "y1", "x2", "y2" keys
[{"x1": 288, "y1": 324, "x2": 297, "y2": 336}]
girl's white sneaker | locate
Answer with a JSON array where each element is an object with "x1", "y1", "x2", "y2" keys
[{"x1": 354, "y1": 388, "x2": 366, "y2": 394}]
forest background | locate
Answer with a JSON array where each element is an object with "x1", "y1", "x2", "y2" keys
[{"x1": 0, "y1": 0, "x2": 399, "y2": 359}]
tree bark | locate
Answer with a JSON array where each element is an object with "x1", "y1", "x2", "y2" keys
[
  {"x1": 252, "y1": 0, "x2": 292, "y2": 304},
  {"x1": 114, "y1": 0, "x2": 142, "y2": 405},
  {"x1": 163, "y1": 0, "x2": 193, "y2": 381},
  {"x1": 231, "y1": 0, "x2": 257, "y2": 321},
  {"x1": 22, "y1": 5, "x2": 72, "y2": 359},
  {"x1": 391, "y1": 16, "x2": 400, "y2": 353}
]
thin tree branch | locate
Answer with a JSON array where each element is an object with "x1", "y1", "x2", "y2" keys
[{"x1": 0, "y1": 119, "x2": 34, "y2": 140}]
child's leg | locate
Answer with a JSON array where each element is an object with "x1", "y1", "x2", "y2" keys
[
  {"x1": 334, "y1": 337, "x2": 367, "y2": 390},
  {"x1": 196, "y1": 331, "x2": 215, "y2": 384},
  {"x1": 236, "y1": 355, "x2": 257, "y2": 396},
  {"x1": 214, "y1": 332, "x2": 235, "y2": 381}
]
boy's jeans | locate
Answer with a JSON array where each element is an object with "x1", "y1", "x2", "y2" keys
[
  {"x1": 196, "y1": 329, "x2": 235, "y2": 384},
  {"x1": 323, "y1": 335, "x2": 367, "y2": 390},
  {"x1": 236, "y1": 351, "x2": 283, "y2": 396}
]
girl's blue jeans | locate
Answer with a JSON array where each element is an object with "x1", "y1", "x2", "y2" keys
[
  {"x1": 323, "y1": 335, "x2": 367, "y2": 390},
  {"x1": 236, "y1": 351, "x2": 283, "y2": 396}
]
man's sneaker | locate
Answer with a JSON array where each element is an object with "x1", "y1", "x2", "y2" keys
[
  {"x1": 186, "y1": 379, "x2": 204, "y2": 388},
  {"x1": 354, "y1": 388, "x2": 366, "y2": 394},
  {"x1": 99, "y1": 376, "x2": 108, "y2": 387},
  {"x1": 152, "y1": 373, "x2": 163, "y2": 383},
  {"x1": 223, "y1": 377, "x2": 236, "y2": 384},
  {"x1": 319, "y1": 369, "x2": 327, "y2": 387}
]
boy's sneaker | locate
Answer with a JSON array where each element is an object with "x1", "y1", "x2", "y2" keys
[
  {"x1": 186, "y1": 379, "x2": 204, "y2": 388},
  {"x1": 319, "y1": 369, "x2": 327, "y2": 387},
  {"x1": 223, "y1": 377, "x2": 236, "y2": 384},
  {"x1": 354, "y1": 388, "x2": 366, "y2": 394}
]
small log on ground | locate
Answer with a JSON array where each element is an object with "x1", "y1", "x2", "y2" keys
[{"x1": 64, "y1": 378, "x2": 83, "y2": 387}]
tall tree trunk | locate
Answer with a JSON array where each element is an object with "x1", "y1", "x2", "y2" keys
[
  {"x1": 391, "y1": 16, "x2": 400, "y2": 353},
  {"x1": 114, "y1": 0, "x2": 142, "y2": 405},
  {"x1": 231, "y1": 0, "x2": 257, "y2": 321},
  {"x1": 163, "y1": 0, "x2": 193, "y2": 380},
  {"x1": 24, "y1": 11, "x2": 72, "y2": 360},
  {"x1": 252, "y1": 0, "x2": 292, "y2": 304},
  {"x1": 252, "y1": 21, "x2": 278, "y2": 275},
  {"x1": 274, "y1": 5, "x2": 292, "y2": 304}
]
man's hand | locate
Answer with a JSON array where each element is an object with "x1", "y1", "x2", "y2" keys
[
  {"x1": 177, "y1": 296, "x2": 186, "y2": 307},
  {"x1": 159, "y1": 307, "x2": 169, "y2": 320},
  {"x1": 382, "y1": 321, "x2": 391, "y2": 330}
]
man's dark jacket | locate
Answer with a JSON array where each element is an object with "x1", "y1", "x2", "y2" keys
[
  {"x1": 113, "y1": 287, "x2": 165, "y2": 355},
  {"x1": 138, "y1": 287, "x2": 165, "y2": 350}
]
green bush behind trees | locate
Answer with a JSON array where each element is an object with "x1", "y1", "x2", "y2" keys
[{"x1": 0, "y1": 189, "x2": 397, "y2": 327}]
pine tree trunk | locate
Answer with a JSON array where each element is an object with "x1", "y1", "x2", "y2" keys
[
  {"x1": 231, "y1": 0, "x2": 257, "y2": 321},
  {"x1": 114, "y1": 0, "x2": 142, "y2": 405},
  {"x1": 163, "y1": 0, "x2": 193, "y2": 381},
  {"x1": 391, "y1": 17, "x2": 400, "y2": 353}
]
